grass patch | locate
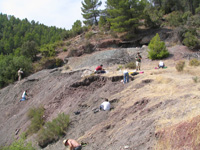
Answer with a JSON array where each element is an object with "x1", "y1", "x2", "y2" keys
[
  {"x1": 37, "y1": 113, "x2": 70, "y2": 148},
  {"x1": 189, "y1": 58, "x2": 200, "y2": 66},
  {"x1": 26, "y1": 106, "x2": 45, "y2": 136}
]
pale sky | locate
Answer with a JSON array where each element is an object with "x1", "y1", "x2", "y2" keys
[{"x1": 0, "y1": 0, "x2": 106, "y2": 30}]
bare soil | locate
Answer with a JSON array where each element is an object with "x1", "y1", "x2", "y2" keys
[{"x1": 1, "y1": 31, "x2": 200, "y2": 150}]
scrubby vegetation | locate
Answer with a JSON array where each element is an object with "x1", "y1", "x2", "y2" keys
[
  {"x1": 125, "y1": 62, "x2": 136, "y2": 69},
  {"x1": 189, "y1": 58, "x2": 200, "y2": 66},
  {"x1": 25, "y1": 106, "x2": 70, "y2": 148},
  {"x1": 0, "y1": 134, "x2": 35, "y2": 150},
  {"x1": 176, "y1": 60, "x2": 185, "y2": 72},
  {"x1": 148, "y1": 33, "x2": 169, "y2": 60},
  {"x1": 26, "y1": 106, "x2": 45, "y2": 136},
  {"x1": 33, "y1": 57, "x2": 63, "y2": 72},
  {"x1": 37, "y1": 113, "x2": 70, "y2": 148}
]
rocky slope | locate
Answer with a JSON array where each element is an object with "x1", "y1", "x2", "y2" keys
[{"x1": 1, "y1": 28, "x2": 200, "y2": 150}]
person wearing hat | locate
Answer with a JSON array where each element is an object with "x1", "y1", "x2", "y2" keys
[
  {"x1": 63, "y1": 139, "x2": 82, "y2": 150},
  {"x1": 136, "y1": 52, "x2": 142, "y2": 71},
  {"x1": 18, "y1": 68, "x2": 23, "y2": 81}
]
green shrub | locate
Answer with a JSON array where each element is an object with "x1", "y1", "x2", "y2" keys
[
  {"x1": 85, "y1": 32, "x2": 94, "y2": 39},
  {"x1": 182, "y1": 11, "x2": 192, "y2": 23},
  {"x1": 166, "y1": 11, "x2": 183, "y2": 27},
  {"x1": 37, "y1": 113, "x2": 70, "y2": 148},
  {"x1": 26, "y1": 106, "x2": 45, "y2": 136},
  {"x1": 183, "y1": 32, "x2": 199, "y2": 49},
  {"x1": 189, "y1": 58, "x2": 200, "y2": 66},
  {"x1": 125, "y1": 62, "x2": 136, "y2": 69},
  {"x1": 0, "y1": 134, "x2": 35, "y2": 150},
  {"x1": 148, "y1": 33, "x2": 169, "y2": 60},
  {"x1": 66, "y1": 41, "x2": 71, "y2": 46},
  {"x1": 55, "y1": 58, "x2": 63, "y2": 67},
  {"x1": 40, "y1": 44, "x2": 56, "y2": 57},
  {"x1": 175, "y1": 60, "x2": 185, "y2": 72},
  {"x1": 63, "y1": 48, "x2": 67, "y2": 52}
]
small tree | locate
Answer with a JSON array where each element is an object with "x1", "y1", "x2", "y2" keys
[{"x1": 148, "y1": 33, "x2": 169, "y2": 60}]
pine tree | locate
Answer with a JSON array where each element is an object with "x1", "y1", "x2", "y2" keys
[
  {"x1": 106, "y1": 0, "x2": 147, "y2": 32},
  {"x1": 81, "y1": 0, "x2": 102, "y2": 26}
]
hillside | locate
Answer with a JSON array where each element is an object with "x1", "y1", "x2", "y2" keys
[{"x1": 1, "y1": 34, "x2": 200, "y2": 150}]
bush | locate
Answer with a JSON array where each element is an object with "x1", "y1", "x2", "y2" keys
[
  {"x1": 0, "y1": 134, "x2": 35, "y2": 150},
  {"x1": 183, "y1": 32, "x2": 199, "y2": 49},
  {"x1": 85, "y1": 32, "x2": 94, "y2": 39},
  {"x1": 37, "y1": 113, "x2": 70, "y2": 148},
  {"x1": 63, "y1": 48, "x2": 67, "y2": 52},
  {"x1": 125, "y1": 62, "x2": 136, "y2": 69},
  {"x1": 55, "y1": 58, "x2": 63, "y2": 67},
  {"x1": 40, "y1": 44, "x2": 56, "y2": 57},
  {"x1": 189, "y1": 58, "x2": 200, "y2": 66},
  {"x1": 166, "y1": 11, "x2": 183, "y2": 27},
  {"x1": 148, "y1": 33, "x2": 169, "y2": 60},
  {"x1": 26, "y1": 106, "x2": 45, "y2": 136},
  {"x1": 175, "y1": 60, "x2": 185, "y2": 72}
]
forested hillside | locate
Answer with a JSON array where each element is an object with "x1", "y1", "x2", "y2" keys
[{"x1": 0, "y1": 14, "x2": 67, "y2": 88}]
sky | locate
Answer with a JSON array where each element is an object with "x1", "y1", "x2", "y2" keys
[{"x1": 0, "y1": 0, "x2": 106, "y2": 30}]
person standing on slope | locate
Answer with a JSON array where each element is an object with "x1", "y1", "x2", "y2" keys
[
  {"x1": 18, "y1": 68, "x2": 23, "y2": 81},
  {"x1": 136, "y1": 52, "x2": 142, "y2": 71}
]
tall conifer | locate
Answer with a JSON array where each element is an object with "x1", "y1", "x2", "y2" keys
[
  {"x1": 81, "y1": 0, "x2": 102, "y2": 26},
  {"x1": 106, "y1": 0, "x2": 147, "y2": 32}
]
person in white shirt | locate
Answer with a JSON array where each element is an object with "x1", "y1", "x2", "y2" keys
[
  {"x1": 20, "y1": 90, "x2": 28, "y2": 101},
  {"x1": 123, "y1": 70, "x2": 129, "y2": 84},
  {"x1": 100, "y1": 99, "x2": 111, "y2": 111},
  {"x1": 158, "y1": 61, "x2": 165, "y2": 68}
]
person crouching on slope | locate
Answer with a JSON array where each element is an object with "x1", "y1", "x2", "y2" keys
[
  {"x1": 63, "y1": 139, "x2": 82, "y2": 150},
  {"x1": 95, "y1": 64, "x2": 106, "y2": 74}
]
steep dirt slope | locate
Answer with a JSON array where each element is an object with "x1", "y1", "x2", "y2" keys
[{"x1": 1, "y1": 45, "x2": 200, "y2": 150}]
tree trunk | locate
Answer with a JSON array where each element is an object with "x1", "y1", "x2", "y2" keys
[{"x1": 188, "y1": 0, "x2": 195, "y2": 15}]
